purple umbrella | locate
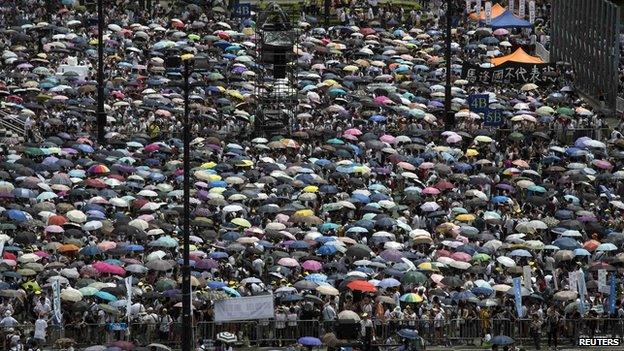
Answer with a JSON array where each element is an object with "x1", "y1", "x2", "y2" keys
[
  {"x1": 379, "y1": 249, "x2": 404, "y2": 263},
  {"x1": 298, "y1": 337, "x2": 322, "y2": 346},
  {"x1": 196, "y1": 259, "x2": 219, "y2": 270}
]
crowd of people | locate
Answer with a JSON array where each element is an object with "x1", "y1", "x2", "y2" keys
[{"x1": 0, "y1": 0, "x2": 622, "y2": 350}]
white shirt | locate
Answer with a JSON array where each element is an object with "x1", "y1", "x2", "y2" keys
[{"x1": 34, "y1": 318, "x2": 47, "y2": 340}]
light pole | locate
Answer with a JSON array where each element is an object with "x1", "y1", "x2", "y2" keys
[
  {"x1": 444, "y1": 0, "x2": 455, "y2": 127},
  {"x1": 165, "y1": 55, "x2": 209, "y2": 351},
  {"x1": 97, "y1": 0, "x2": 106, "y2": 143}
]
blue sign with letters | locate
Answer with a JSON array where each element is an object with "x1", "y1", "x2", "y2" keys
[
  {"x1": 467, "y1": 94, "x2": 489, "y2": 113},
  {"x1": 232, "y1": 3, "x2": 251, "y2": 18},
  {"x1": 484, "y1": 109, "x2": 504, "y2": 127}
]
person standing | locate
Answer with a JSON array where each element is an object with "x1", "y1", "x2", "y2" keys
[
  {"x1": 33, "y1": 313, "x2": 48, "y2": 347},
  {"x1": 529, "y1": 313, "x2": 542, "y2": 350},
  {"x1": 360, "y1": 313, "x2": 374, "y2": 351},
  {"x1": 546, "y1": 305, "x2": 560, "y2": 350}
]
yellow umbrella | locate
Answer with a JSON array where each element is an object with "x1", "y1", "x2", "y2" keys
[
  {"x1": 294, "y1": 209, "x2": 315, "y2": 217},
  {"x1": 417, "y1": 262, "x2": 438, "y2": 271},
  {"x1": 181, "y1": 53, "x2": 194, "y2": 61},
  {"x1": 322, "y1": 79, "x2": 340, "y2": 87},
  {"x1": 465, "y1": 149, "x2": 479, "y2": 157},
  {"x1": 343, "y1": 65, "x2": 359, "y2": 72},
  {"x1": 209, "y1": 187, "x2": 226, "y2": 194},
  {"x1": 201, "y1": 161, "x2": 217, "y2": 169},
  {"x1": 194, "y1": 171, "x2": 221, "y2": 181},
  {"x1": 456, "y1": 214, "x2": 476, "y2": 222},
  {"x1": 226, "y1": 89, "x2": 244, "y2": 100},
  {"x1": 303, "y1": 185, "x2": 319, "y2": 193},
  {"x1": 474, "y1": 135, "x2": 493, "y2": 143},
  {"x1": 231, "y1": 218, "x2": 251, "y2": 228},
  {"x1": 242, "y1": 27, "x2": 254, "y2": 36},
  {"x1": 236, "y1": 160, "x2": 253, "y2": 167}
]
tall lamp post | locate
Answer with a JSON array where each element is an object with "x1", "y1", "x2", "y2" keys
[
  {"x1": 164, "y1": 55, "x2": 209, "y2": 351},
  {"x1": 444, "y1": 0, "x2": 455, "y2": 127},
  {"x1": 97, "y1": 0, "x2": 106, "y2": 143}
]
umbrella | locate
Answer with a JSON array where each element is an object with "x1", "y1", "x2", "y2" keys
[{"x1": 491, "y1": 335, "x2": 514, "y2": 345}]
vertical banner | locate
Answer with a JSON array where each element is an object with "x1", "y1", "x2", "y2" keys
[
  {"x1": 508, "y1": 0, "x2": 515, "y2": 13},
  {"x1": 466, "y1": 0, "x2": 471, "y2": 13},
  {"x1": 484, "y1": 1, "x2": 492, "y2": 24},
  {"x1": 528, "y1": 0, "x2": 535, "y2": 23},
  {"x1": 599, "y1": 269, "x2": 608, "y2": 293},
  {"x1": 553, "y1": 271, "x2": 558, "y2": 291},
  {"x1": 569, "y1": 271, "x2": 578, "y2": 293},
  {"x1": 577, "y1": 270, "x2": 586, "y2": 315},
  {"x1": 476, "y1": 0, "x2": 482, "y2": 17},
  {"x1": 518, "y1": 0, "x2": 526, "y2": 18},
  {"x1": 0, "y1": 240, "x2": 5, "y2": 257},
  {"x1": 125, "y1": 276, "x2": 133, "y2": 317},
  {"x1": 513, "y1": 277, "x2": 524, "y2": 317},
  {"x1": 609, "y1": 273, "x2": 616, "y2": 315},
  {"x1": 52, "y1": 280, "x2": 62, "y2": 325},
  {"x1": 523, "y1": 266, "x2": 532, "y2": 290}
]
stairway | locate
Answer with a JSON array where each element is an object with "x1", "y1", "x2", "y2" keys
[{"x1": 0, "y1": 111, "x2": 28, "y2": 145}]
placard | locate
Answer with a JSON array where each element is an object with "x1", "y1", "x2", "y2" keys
[
  {"x1": 485, "y1": 1, "x2": 492, "y2": 25},
  {"x1": 460, "y1": 62, "x2": 558, "y2": 85},
  {"x1": 528, "y1": 0, "x2": 536, "y2": 23},
  {"x1": 518, "y1": 0, "x2": 526, "y2": 18},
  {"x1": 467, "y1": 94, "x2": 489, "y2": 112},
  {"x1": 214, "y1": 294, "x2": 275, "y2": 322},
  {"x1": 232, "y1": 3, "x2": 251, "y2": 18},
  {"x1": 484, "y1": 109, "x2": 504, "y2": 127}
]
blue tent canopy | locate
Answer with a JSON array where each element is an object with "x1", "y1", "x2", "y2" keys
[{"x1": 485, "y1": 10, "x2": 533, "y2": 29}]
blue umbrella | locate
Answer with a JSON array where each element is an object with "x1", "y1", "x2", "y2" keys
[
  {"x1": 573, "y1": 248, "x2": 591, "y2": 257},
  {"x1": 378, "y1": 278, "x2": 401, "y2": 288},
  {"x1": 472, "y1": 286, "x2": 493, "y2": 295},
  {"x1": 491, "y1": 195, "x2": 510, "y2": 204},
  {"x1": 207, "y1": 281, "x2": 227, "y2": 289},
  {"x1": 298, "y1": 337, "x2": 322, "y2": 346},
  {"x1": 80, "y1": 245, "x2": 102, "y2": 256},
  {"x1": 491, "y1": 335, "x2": 514, "y2": 345},
  {"x1": 452, "y1": 291, "x2": 476, "y2": 302},
  {"x1": 6, "y1": 210, "x2": 28, "y2": 222},
  {"x1": 369, "y1": 114, "x2": 387, "y2": 122},
  {"x1": 316, "y1": 245, "x2": 337, "y2": 255},
  {"x1": 220, "y1": 286, "x2": 241, "y2": 297},
  {"x1": 305, "y1": 274, "x2": 327, "y2": 283},
  {"x1": 509, "y1": 249, "x2": 532, "y2": 257},
  {"x1": 553, "y1": 237, "x2": 581, "y2": 250},
  {"x1": 397, "y1": 329, "x2": 420, "y2": 340},
  {"x1": 95, "y1": 291, "x2": 117, "y2": 302},
  {"x1": 290, "y1": 240, "x2": 310, "y2": 249},
  {"x1": 210, "y1": 251, "x2": 229, "y2": 259}
]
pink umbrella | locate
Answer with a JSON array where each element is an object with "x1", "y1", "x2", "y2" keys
[
  {"x1": 144, "y1": 143, "x2": 160, "y2": 152},
  {"x1": 277, "y1": 257, "x2": 300, "y2": 267},
  {"x1": 450, "y1": 252, "x2": 472, "y2": 262},
  {"x1": 397, "y1": 161, "x2": 415, "y2": 171},
  {"x1": 374, "y1": 96, "x2": 392, "y2": 105},
  {"x1": 98, "y1": 241, "x2": 117, "y2": 251},
  {"x1": 34, "y1": 251, "x2": 50, "y2": 258},
  {"x1": 493, "y1": 28, "x2": 509, "y2": 36},
  {"x1": 343, "y1": 134, "x2": 358, "y2": 141},
  {"x1": 593, "y1": 159, "x2": 613, "y2": 169},
  {"x1": 344, "y1": 128, "x2": 362, "y2": 136},
  {"x1": 419, "y1": 162, "x2": 435, "y2": 170},
  {"x1": 446, "y1": 134, "x2": 462, "y2": 143},
  {"x1": 93, "y1": 261, "x2": 126, "y2": 275},
  {"x1": 430, "y1": 273, "x2": 444, "y2": 284},
  {"x1": 301, "y1": 260, "x2": 323, "y2": 271},
  {"x1": 380, "y1": 134, "x2": 396, "y2": 144},
  {"x1": 422, "y1": 187, "x2": 441, "y2": 195},
  {"x1": 45, "y1": 225, "x2": 64, "y2": 233},
  {"x1": 435, "y1": 249, "x2": 451, "y2": 258}
]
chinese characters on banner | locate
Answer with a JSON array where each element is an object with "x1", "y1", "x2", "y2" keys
[
  {"x1": 460, "y1": 62, "x2": 558, "y2": 85},
  {"x1": 485, "y1": 1, "x2": 492, "y2": 25},
  {"x1": 466, "y1": 0, "x2": 471, "y2": 12},
  {"x1": 476, "y1": 0, "x2": 482, "y2": 17},
  {"x1": 518, "y1": 0, "x2": 526, "y2": 18},
  {"x1": 528, "y1": 0, "x2": 535, "y2": 23},
  {"x1": 508, "y1": 0, "x2": 515, "y2": 13}
]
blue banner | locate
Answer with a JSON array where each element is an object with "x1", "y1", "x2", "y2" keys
[
  {"x1": 513, "y1": 277, "x2": 524, "y2": 317},
  {"x1": 609, "y1": 273, "x2": 616, "y2": 315},
  {"x1": 484, "y1": 109, "x2": 504, "y2": 127},
  {"x1": 467, "y1": 94, "x2": 489, "y2": 113},
  {"x1": 232, "y1": 3, "x2": 251, "y2": 18}
]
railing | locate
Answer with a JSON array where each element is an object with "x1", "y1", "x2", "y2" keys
[
  {"x1": 0, "y1": 111, "x2": 26, "y2": 139},
  {"x1": 8, "y1": 318, "x2": 624, "y2": 349},
  {"x1": 535, "y1": 42, "x2": 550, "y2": 62}
]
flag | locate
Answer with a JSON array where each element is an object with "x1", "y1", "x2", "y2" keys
[
  {"x1": 52, "y1": 280, "x2": 62, "y2": 325},
  {"x1": 609, "y1": 273, "x2": 616, "y2": 315},
  {"x1": 568, "y1": 271, "x2": 578, "y2": 293},
  {"x1": 513, "y1": 277, "x2": 523, "y2": 317},
  {"x1": 476, "y1": 0, "x2": 482, "y2": 16},
  {"x1": 577, "y1": 269, "x2": 586, "y2": 315},
  {"x1": 485, "y1": 1, "x2": 492, "y2": 25},
  {"x1": 125, "y1": 276, "x2": 133, "y2": 318}
]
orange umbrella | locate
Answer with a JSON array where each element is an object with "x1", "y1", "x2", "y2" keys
[
  {"x1": 58, "y1": 244, "x2": 80, "y2": 253},
  {"x1": 346, "y1": 280, "x2": 377, "y2": 293},
  {"x1": 583, "y1": 239, "x2": 601, "y2": 251},
  {"x1": 48, "y1": 215, "x2": 67, "y2": 226}
]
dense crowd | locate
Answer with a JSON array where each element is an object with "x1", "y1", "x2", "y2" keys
[{"x1": 0, "y1": 1, "x2": 622, "y2": 351}]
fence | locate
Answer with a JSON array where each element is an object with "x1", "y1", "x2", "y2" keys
[
  {"x1": 535, "y1": 42, "x2": 550, "y2": 63},
  {"x1": 8, "y1": 318, "x2": 624, "y2": 349}
]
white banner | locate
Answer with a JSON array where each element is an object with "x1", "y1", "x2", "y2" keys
[
  {"x1": 125, "y1": 276, "x2": 133, "y2": 317},
  {"x1": 569, "y1": 271, "x2": 578, "y2": 293},
  {"x1": 528, "y1": 0, "x2": 535, "y2": 23},
  {"x1": 476, "y1": 0, "x2": 482, "y2": 17},
  {"x1": 485, "y1": 1, "x2": 492, "y2": 24},
  {"x1": 577, "y1": 269, "x2": 587, "y2": 296},
  {"x1": 508, "y1": 0, "x2": 515, "y2": 13},
  {"x1": 466, "y1": 0, "x2": 471, "y2": 12},
  {"x1": 52, "y1": 280, "x2": 62, "y2": 325},
  {"x1": 518, "y1": 0, "x2": 526, "y2": 18},
  {"x1": 215, "y1": 294, "x2": 275, "y2": 322},
  {"x1": 0, "y1": 240, "x2": 5, "y2": 257},
  {"x1": 523, "y1": 266, "x2": 532, "y2": 290},
  {"x1": 599, "y1": 269, "x2": 609, "y2": 293}
]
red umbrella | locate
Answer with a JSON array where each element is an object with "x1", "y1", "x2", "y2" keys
[
  {"x1": 434, "y1": 180, "x2": 455, "y2": 190},
  {"x1": 93, "y1": 261, "x2": 126, "y2": 276},
  {"x1": 347, "y1": 280, "x2": 377, "y2": 293}
]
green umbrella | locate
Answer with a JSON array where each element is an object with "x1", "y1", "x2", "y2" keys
[
  {"x1": 154, "y1": 278, "x2": 177, "y2": 292},
  {"x1": 79, "y1": 287, "x2": 99, "y2": 296},
  {"x1": 188, "y1": 34, "x2": 201, "y2": 41},
  {"x1": 25, "y1": 147, "x2": 46, "y2": 156},
  {"x1": 509, "y1": 132, "x2": 524, "y2": 141},
  {"x1": 401, "y1": 271, "x2": 427, "y2": 285},
  {"x1": 557, "y1": 107, "x2": 573, "y2": 116},
  {"x1": 207, "y1": 72, "x2": 224, "y2": 81},
  {"x1": 472, "y1": 253, "x2": 491, "y2": 262}
]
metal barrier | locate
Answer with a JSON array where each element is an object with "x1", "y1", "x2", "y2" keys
[
  {"x1": 7, "y1": 318, "x2": 624, "y2": 349},
  {"x1": 535, "y1": 42, "x2": 550, "y2": 63}
]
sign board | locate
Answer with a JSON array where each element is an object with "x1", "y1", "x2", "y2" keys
[
  {"x1": 232, "y1": 3, "x2": 251, "y2": 18},
  {"x1": 214, "y1": 294, "x2": 275, "y2": 322},
  {"x1": 518, "y1": 0, "x2": 526, "y2": 17},
  {"x1": 461, "y1": 62, "x2": 558, "y2": 85},
  {"x1": 57, "y1": 65, "x2": 89, "y2": 79},
  {"x1": 484, "y1": 109, "x2": 504, "y2": 127},
  {"x1": 467, "y1": 94, "x2": 489, "y2": 113},
  {"x1": 485, "y1": 1, "x2": 492, "y2": 25},
  {"x1": 528, "y1": 0, "x2": 535, "y2": 23}
]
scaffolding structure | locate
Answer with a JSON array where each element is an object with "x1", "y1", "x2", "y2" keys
[{"x1": 253, "y1": 2, "x2": 298, "y2": 137}]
